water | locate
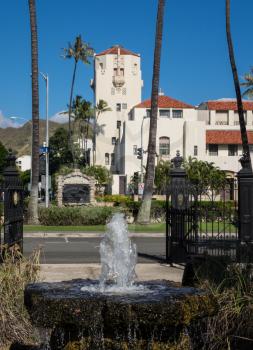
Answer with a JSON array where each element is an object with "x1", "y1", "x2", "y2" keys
[{"x1": 81, "y1": 212, "x2": 138, "y2": 293}]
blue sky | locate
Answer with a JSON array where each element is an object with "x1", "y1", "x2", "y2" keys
[{"x1": 0, "y1": 0, "x2": 252, "y2": 126}]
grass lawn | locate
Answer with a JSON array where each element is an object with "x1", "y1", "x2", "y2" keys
[
  {"x1": 24, "y1": 221, "x2": 237, "y2": 234},
  {"x1": 24, "y1": 223, "x2": 166, "y2": 233}
]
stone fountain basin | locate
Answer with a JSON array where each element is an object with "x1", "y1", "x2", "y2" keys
[{"x1": 25, "y1": 279, "x2": 217, "y2": 334}]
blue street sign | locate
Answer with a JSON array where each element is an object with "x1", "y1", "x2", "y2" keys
[{"x1": 40, "y1": 146, "x2": 49, "y2": 154}]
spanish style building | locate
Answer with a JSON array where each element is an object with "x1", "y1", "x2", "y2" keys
[{"x1": 91, "y1": 45, "x2": 253, "y2": 194}]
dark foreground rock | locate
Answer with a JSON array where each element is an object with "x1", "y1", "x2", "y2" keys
[{"x1": 24, "y1": 279, "x2": 217, "y2": 350}]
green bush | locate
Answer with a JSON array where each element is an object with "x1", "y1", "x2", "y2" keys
[
  {"x1": 39, "y1": 206, "x2": 120, "y2": 226},
  {"x1": 95, "y1": 194, "x2": 131, "y2": 205}
]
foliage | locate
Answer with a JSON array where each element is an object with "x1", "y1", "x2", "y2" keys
[
  {"x1": 62, "y1": 35, "x2": 94, "y2": 64},
  {"x1": 49, "y1": 128, "x2": 74, "y2": 174},
  {"x1": 196, "y1": 263, "x2": 253, "y2": 350},
  {"x1": 20, "y1": 170, "x2": 31, "y2": 187},
  {"x1": 62, "y1": 35, "x2": 94, "y2": 165},
  {"x1": 241, "y1": 67, "x2": 253, "y2": 99},
  {"x1": 83, "y1": 165, "x2": 112, "y2": 193},
  {"x1": 39, "y1": 206, "x2": 119, "y2": 226},
  {"x1": 184, "y1": 157, "x2": 226, "y2": 193},
  {"x1": 0, "y1": 247, "x2": 40, "y2": 347},
  {"x1": 0, "y1": 142, "x2": 8, "y2": 174},
  {"x1": 95, "y1": 194, "x2": 131, "y2": 205},
  {"x1": 155, "y1": 160, "x2": 171, "y2": 194}
]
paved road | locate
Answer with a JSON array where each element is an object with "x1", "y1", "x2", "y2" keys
[{"x1": 24, "y1": 236, "x2": 166, "y2": 264}]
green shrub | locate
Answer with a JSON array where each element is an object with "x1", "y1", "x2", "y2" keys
[
  {"x1": 95, "y1": 194, "x2": 131, "y2": 205},
  {"x1": 39, "y1": 206, "x2": 120, "y2": 226}
]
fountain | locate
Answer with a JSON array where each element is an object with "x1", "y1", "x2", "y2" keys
[{"x1": 24, "y1": 213, "x2": 217, "y2": 349}]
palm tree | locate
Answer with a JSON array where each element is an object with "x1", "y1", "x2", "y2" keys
[
  {"x1": 72, "y1": 95, "x2": 93, "y2": 165},
  {"x1": 241, "y1": 67, "x2": 253, "y2": 99},
  {"x1": 62, "y1": 35, "x2": 94, "y2": 162},
  {"x1": 27, "y1": 0, "x2": 40, "y2": 224},
  {"x1": 137, "y1": 0, "x2": 166, "y2": 224},
  {"x1": 93, "y1": 99, "x2": 112, "y2": 164},
  {"x1": 226, "y1": 0, "x2": 251, "y2": 168}
]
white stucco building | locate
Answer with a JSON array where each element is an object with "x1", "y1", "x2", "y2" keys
[
  {"x1": 16, "y1": 155, "x2": 31, "y2": 172},
  {"x1": 92, "y1": 45, "x2": 253, "y2": 194}
]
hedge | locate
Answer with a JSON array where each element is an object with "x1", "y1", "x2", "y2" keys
[{"x1": 39, "y1": 206, "x2": 120, "y2": 226}]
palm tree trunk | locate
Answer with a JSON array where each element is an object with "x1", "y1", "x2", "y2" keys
[
  {"x1": 27, "y1": 0, "x2": 39, "y2": 224},
  {"x1": 68, "y1": 60, "x2": 77, "y2": 167},
  {"x1": 137, "y1": 0, "x2": 165, "y2": 224},
  {"x1": 226, "y1": 0, "x2": 251, "y2": 168}
]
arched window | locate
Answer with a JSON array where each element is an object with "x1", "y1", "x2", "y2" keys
[
  {"x1": 159, "y1": 137, "x2": 170, "y2": 156},
  {"x1": 105, "y1": 153, "x2": 109, "y2": 165}
]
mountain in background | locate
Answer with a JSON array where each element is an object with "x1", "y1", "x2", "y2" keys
[{"x1": 0, "y1": 120, "x2": 67, "y2": 156}]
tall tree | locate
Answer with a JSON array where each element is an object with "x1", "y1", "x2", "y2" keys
[
  {"x1": 62, "y1": 35, "x2": 94, "y2": 163},
  {"x1": 93, "y1": 99, "x2": 112, "y2": 164},
  {"x1": 226, "y1": 0, "x2": 251, "y2": 168},
  {"x1": 27, "y1": 0, "x2": 40, "y2": 224},
  {"x1": 137, "y1": 0, "x2": 166, "y2": 224},
  {"x1": 72, "y1": 95, "x2": 93, "y2": 165},
  {"x1": 241, "y1": 67, "x2": 253, "y2": 99}
]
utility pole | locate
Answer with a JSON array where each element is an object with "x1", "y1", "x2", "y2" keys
[{"x1": 40, "y1": 72, "x2": 49, "y2": 208}]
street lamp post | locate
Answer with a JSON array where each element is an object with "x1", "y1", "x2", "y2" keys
[{"x1": 40, "y1": 72, "x2": 49, "y2": 208}]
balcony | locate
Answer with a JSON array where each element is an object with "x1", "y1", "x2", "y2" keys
[{"x1": 112, "y1": 75, "x2": 125, "y2": 88}]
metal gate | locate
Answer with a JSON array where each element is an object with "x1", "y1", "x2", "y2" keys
[{"x1": 166, "y1": 152, "x2": 239, "y2": 263}]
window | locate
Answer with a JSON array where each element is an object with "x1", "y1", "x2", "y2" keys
[
  {"x1": 133, "y1": 145, "x2": 137, "y2": 155},
  {"x1": 215, "y1": 111, "x2": 228, "y2": 125},
  {"x1": 105, "y1": 153, "x2": 109, "y2": 165},
  {"x1": 111, "y1": 88, "x2": 115, "y2": 95},
  {"x1": 194, "y1": 145, "x2": 198, "y2": 156},
  {"x1": 172, "y1": 110, "x2": 183, "y2": 118},
  {"x1": 129, "y1": 112, "x2": 134, "y2": 121},
  {"x1": 116, "y1": 103, "x2": 121, "y2": 111},
  {"x1": 113, "y1": 68, "x2": 124, "y2": 76},
  {"x1": 122, "y1": 103, "x2": 127, "y2": 109},
  {"x1": 146, "y1": 109, "x2": 151, "y2": 118},
  {"x1": 208, "y1": 144, "x2": 218, "y2": 156},
  {"x1": 117, "y1": 120, "x2": 121, "y2": 128},
  {"x1": 159, "y1": 137, "x2": 170, "y2": 156},
  {"x1": 122, "y1": 87, "x2": 127, "y2": 95},
  {"x1": 99, "y1": 62, "x2": 104, "y2": 70},
  {"x1": 228, "y1": 144, "x2": 238, "y2": 156},
  {"x1": 159, "y1": 109, "x2": 170, "y2": 118},
  {"x1": 234, "y1": 111, "x2": 247, "y2": 125},
  {"x1": 111, "y1": 153, "x2": 115, "y2": 165},
  {"x1": 112, "y1": 137, "x2": 116, "y2": 145}
]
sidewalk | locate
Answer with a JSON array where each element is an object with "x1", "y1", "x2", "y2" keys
[{"x1": 39, "y1": 263, "x2": 184, "y2": 283}]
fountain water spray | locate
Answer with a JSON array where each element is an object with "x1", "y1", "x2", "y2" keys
[{"x1": 99, "y1": 213, "x2": 137, "y2": 290}]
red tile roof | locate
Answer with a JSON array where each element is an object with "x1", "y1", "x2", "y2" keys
[
  {"x1": 206, "y1": 130, "x2": 253, "y2": 144},
  {"x1": 96, "y1": 45, "x2": 139, "y2": 57},
  {"x1": 206, "y1": 100, "x2": 253, "y2": 111},
  {"x1": 135, "y1": 96, "x2": 194, "y2": 109}
]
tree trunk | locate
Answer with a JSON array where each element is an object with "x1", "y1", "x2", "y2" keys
[
  {"x1": 68, "y1": 61, "x2": 77, "y2": 167},
  {"x1": 27, "y1": 0, "x2": 40, "y2": 224},
  {"x1": 226, "y1": 0, "x2": 251, "y2": 168},
  {"x1": 137, "y1": 0, "x2": 165, "y2": 224}
]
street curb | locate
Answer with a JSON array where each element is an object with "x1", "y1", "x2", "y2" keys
[{"x1": 23, "y1": 232, "x2": 165, "y2": 238}]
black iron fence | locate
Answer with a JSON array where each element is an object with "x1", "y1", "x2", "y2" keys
[
  {"x1": 0, "y1": 151, "x2": 24, "y2": 257},
  {"x1": 165, "y1": 152, "x2": 242, "y2": 263}
]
